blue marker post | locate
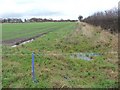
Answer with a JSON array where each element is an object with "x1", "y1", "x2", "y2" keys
[
  {"x1": 32, "y1": 52, "x2": 35, "y2": 82},
  {"x1": 32, "y1": 52, "x2": 38, "y2": 83}
]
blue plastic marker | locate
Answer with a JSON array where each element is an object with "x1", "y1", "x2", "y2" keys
[
  {"x1": 32, "y1": 52, "x2": 38, "y2": 83},
  {"x1": 32, "y1": 52, "x2": 35, "y2": 82},
  {"x1": 32, "y1": 52, "x2": 39, "y2": 83}
]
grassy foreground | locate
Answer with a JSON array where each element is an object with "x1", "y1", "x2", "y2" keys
[{"x1": 2, "y1": 22, "x2": 118, "y2": 88}]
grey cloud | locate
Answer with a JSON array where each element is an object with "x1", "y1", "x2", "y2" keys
[
  {"x1": 0, "y1": 9, "x2": 63, "y2": 18},
  {"x1": 0, "y1": 12, "x2": 23, "y2": 18}
]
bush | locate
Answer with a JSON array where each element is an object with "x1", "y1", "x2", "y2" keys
[{"x1": 83, "y1": 7, "x2": 119, "y2": 33}]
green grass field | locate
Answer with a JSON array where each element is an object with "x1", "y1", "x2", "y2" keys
[
  {"x1": 2, "y1": 22, "x2": 74, "y2": 41},
  {"x1": 2, "y1": 22, "x2": 118, "y2": 88}
]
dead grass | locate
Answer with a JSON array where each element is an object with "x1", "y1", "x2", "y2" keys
[{"x1": 80, "y1": 22, "x2": 118, "y2": 52}]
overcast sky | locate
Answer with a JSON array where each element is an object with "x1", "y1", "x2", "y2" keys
[{"x1": 0, "y1": 0, "x2": 119, "y2": 20}]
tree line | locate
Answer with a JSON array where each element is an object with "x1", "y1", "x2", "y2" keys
[
  {"x1": 83, "y1": 7, "x2": 119, "y2": 33},
  {"x1": 0, "y1": 18, "x2": 77, "y2": 23},
  {"x1": 0, "y1": 18, "x2": 23, "y2": 23}
]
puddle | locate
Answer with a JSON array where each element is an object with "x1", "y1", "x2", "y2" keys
[
  {"x1": 11, "y1": 39, "x2": 34, "y2": 47},
  {"x1": 70, "y1": 52, "x2": 100, "y2": 61}
]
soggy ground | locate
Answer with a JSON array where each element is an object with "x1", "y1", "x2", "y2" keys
[{"x1": 70, "y1": 52, "x2": 101, "y2": 61}]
